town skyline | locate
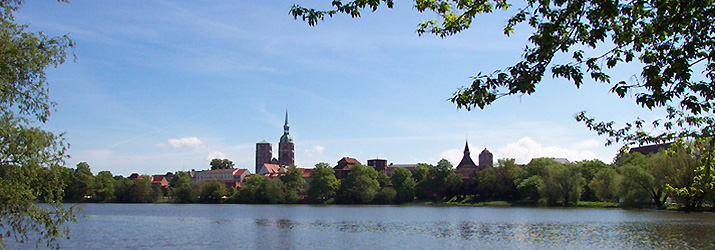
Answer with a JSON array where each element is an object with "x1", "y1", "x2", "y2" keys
[{"x1": 15, "y1": 1, "x2": 665, "y2": 176}]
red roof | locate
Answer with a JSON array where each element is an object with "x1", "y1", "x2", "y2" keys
[
  {"x1": 342, "y1": 157, "x2": 360, "y2": 164},
  {"x1": 300, "y1": 168, "x2": 312, "y2": 178},
  {"x1": 233, "y1": 169, "x2": 248, "y2": 176},
  {"x1": 262, "y1": 164, "x2": 281, "y2": 174}
]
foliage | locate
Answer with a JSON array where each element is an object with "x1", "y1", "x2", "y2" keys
[
  {"x1": 666, "y1": 138, "x2": 714, "y2": 211},
  {"x1": 94, "y1": 171, "x2": 115, "y2": 203},
  {"x1": 171, "y1": 172, "x2": 194, "y2": 203},
  {"x1": 233, "y1": 175, "x2": 285, "y2": 204},
  {"x1": 209, "y1": 158, "x2": 234, "y2": 170},
  {"x1": 539, "y1": 164, "x2": 586, "y2": 206},
  {"x1": 516, "y1": 175, "x2": 543, "y2": 202},
  {"x1": 338, "y1": 164, "x2": 380, "y2": 204},
  {"x1": 0, "y1": 0, "x2": 75, "y2": 248},
  {"x1": 199, "y1": 180, "x2": 226, "y2": 203},
  {"x1": 291, "y1": 0, "x2": 715, "y2": 209},
  {"x1": 390, "y1": 167, "x2": 416, "y2": 203},
  {"x1": 375, "y1": 187, "x2": 396, "y2": 204},
  {"x1": 588, "y1": 167, "x2": 621, "y2": 203},
  {"x1": 306, "y1": 162, "x2": 340, "y2": 203},
  {"x1": 280, "y1": 165, "x2": 305, "y2": 203}
]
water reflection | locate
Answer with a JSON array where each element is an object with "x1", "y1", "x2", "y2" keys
[
  {"x1": 251, "y1": 217, "x2": 715, "y2": 249},
  {"x1": 7, "y1": 204, "x2": 715, "y2": 249}
]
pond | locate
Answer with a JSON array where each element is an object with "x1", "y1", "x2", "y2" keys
[{"x1": 7, "y1": 204, "x2": 715, "y2": 249}]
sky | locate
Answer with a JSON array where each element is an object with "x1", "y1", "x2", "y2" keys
[{"x1": 15, "y1": 1, "x2": 666, "y2": 176}]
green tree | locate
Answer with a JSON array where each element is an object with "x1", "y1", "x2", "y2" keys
[
  {"x1": 71, "y1": 162, "x2": 95, "y2": 201},
  {"x1": 338, "y1": 164, "x2": 380, "y2": 204},
  {"x1": 390, "y1": 167, "x2": 416, "y2": 203},
  {"x1": 280, "y1": 164, "x2": 305, "y2": 203},
  {"x1": 517, "y1": 175, "x2": 544, "y2": 202},
  {"x1": 94, "y1": 171, "x2": 115, "y2": 202},
  {"x1": 0, "y1": 0, "x2": 76, "y2": 247},
  {"x1": 575, "y1": 159, "x2": 610, "y2": 201},
  {"x1": 200, "y1": 179, "x2": 226, "y2": 203},
  {"x1": 171, "y1": 172, "x2": 194, "y2": 203},
  {"x1": 539, "y1": 164, "x2": 586, "y2": 206},
  {"x1": 306, "y1": 162, "x2": 340, "y2": 203},
  {"x1": 376, "y1": 170, "x2": 390, "y2": 189},
  {"x1": 210, "y1": 158, "x2": 235, "y2": 170},
  {"x1": 588, "y1": 167, "x2": 622, "y2": 203},
  {"x1": 291, "y1": 0, "x2": 715, "y2": 209}
]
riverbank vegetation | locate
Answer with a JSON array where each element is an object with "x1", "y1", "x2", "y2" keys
[{"x1": 60, "y1": 141, "x2": 713, "y2": 212}]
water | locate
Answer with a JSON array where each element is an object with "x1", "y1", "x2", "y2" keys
[{"x1": 7, "y1": 204, "x2": 715, "y2": 249}]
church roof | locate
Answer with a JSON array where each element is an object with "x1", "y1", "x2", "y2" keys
[{"x1": 456, "y1": 141, "x2": 477, "y2": 169}]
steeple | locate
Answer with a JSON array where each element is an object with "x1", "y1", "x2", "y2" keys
[
  {"x1": 279, "y1": 110, "x2": 293, "y2": 143},
  {"x1": 456, "y1": 140, "x2": 477, "y2": 169},
  {"x1": 283, "y1": 110, "x2": 290, "y2": 132}
]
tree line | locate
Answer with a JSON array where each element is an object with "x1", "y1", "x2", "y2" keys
[{"x1": 61, "y1": 141, "x2": 713, "y2": 211}]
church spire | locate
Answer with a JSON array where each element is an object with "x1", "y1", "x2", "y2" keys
[
  {"x1": 463, "y1": 140, "x2": 470, "y2": 154},
  {"x1": 283, "y1": 110, "x2": 290, "y2": 133}
]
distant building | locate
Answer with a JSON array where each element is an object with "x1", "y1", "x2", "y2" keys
[
  {"x1": 278, "y1": 111, "x2": 295, "y2": 167},
  {"x1": 478, "y1": 148, "x2": 493, "y2": 170},
  {"x1": 256, "y1": 140, "x2": 273, "y2": 174},
  {"x1": 151, "y1": 175, "x2": 169, "y2": 188},
  {"x1": 368, "y1": 159, "x2": 388, "y2": 172},
  {"x1": 334, "y1": 157, "x2": 360, "y2": 179},
  {"x1": 193, "y1": 168, "x2": 250, "y2": 189},
  {"x1": 628, "y1": 143, "x2": 672, "y2": 155},
  {"x1": 128, "y1": 173, "x2": 142, "y2": 180},
  {"x1": 552, "y1": 158, "x2": 570, "y2": 164},
  {"x1": 386, "y1": 163, "x2": 422, "y2": 176},
  {"x1": 257, "y1": 163, "x2": 284, "y2": 178},
  {"x1": 455, "y1": 141, "x2": 479, "y2": 179}
]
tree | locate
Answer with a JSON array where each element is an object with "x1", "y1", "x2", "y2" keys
[
  {"x1": 0, "y1": 0, "x2": 75, "y2": 247},
  {"x1": 291, "y1": 0, "x2": 715, "y2": 208},
  {"x1": 71, "y1": 162, "x2": 95, "y2": 201},
  {"x1": 338, "y1": 164, "x2": 380, "y2": 204},
  {"x1": 306, "y1": 162, "x2": 340, "y2": 203},
  {"x1": 200, "y1": 179, "x2": 226, "y2": 203},
  {"x1": 210, "y1": 158, "x2": 235, "y2": 170},
  {"x1": 588, "y1": 167, "x2": 622, "y2": 203},
  {"x1": 94, "y1": 171, "x2": 115, "y2": 202},
  {"x1": 171, "y1": 172, "x2": 194, "y2": 203},
  {"x1": 280, "y1": 165, "x2": 305, "y2": 203},
  {"x1": 291, "y1": 0, "x2": 714, "y2": 143},
  {"x1": 538, "y1": 164, "x2": 586, "y2": 206},
  {"x1": 390, "y1": 167, "x2": 416, "y2": 203}
]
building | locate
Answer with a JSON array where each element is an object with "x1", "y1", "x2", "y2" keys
[
  {"x1": 368, "y1": 159, "x2": 388, "y2": 172},
  {"x1": 278, "y1": 111, "x2": 295, "y2": 166},
  {"x1": 478, "y1": 148, "x2": 493, "y2": 170},
  {"x1": 552, "y1": 158, "x2": 570, "y2": 164},
  {"x1": 628, "y1": 143, "x2": 672, "y2": 155},
  {"x1": 150, "y1": 175, "x2": 169, "y2": 188},
  {"x1": 257, "y1": 163, "x2": 284, "y2": 177},
  {"x1": 256, "y1": 140, "x2": 273, "y2": 174},
  {"x1": 386, "y1": 163, "x2": 422, "y2": 176},
  {"x1": 455, "y1": 141, "x2": 479, "y2": 179},
  {"x1": 194, "y1": 168, "x2": 251, "y2": 189},
  {"x1": 334, "y1": 157, "x2": 360, "y2": 179}
]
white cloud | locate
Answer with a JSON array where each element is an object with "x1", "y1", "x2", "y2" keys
[
  {"x1": 496, "y1": 137, "x2": 598, "y2": 164},
  {"x1": 165, "y1": 137, "x2": 203, "y2": 148},
  {"x1": 304, "y1": 145, "x2": 325, "y2": 157},
  {"x1": 440, "y1": 148, "x2": 463, "y2": 165},
  {"x1": 206, "y1": 151, "x2": 226, "y2": 161}
]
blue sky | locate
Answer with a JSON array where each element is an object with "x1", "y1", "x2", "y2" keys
[{"x1": 16, "y1": 1, "x2": 665, "y2": 176}]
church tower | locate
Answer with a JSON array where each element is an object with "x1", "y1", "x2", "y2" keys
[
  {"x1": 278, "y1": 110, "x2": 295, "y2": 166},
  {"x1": 456, "y1": 140, "x2": 477, "y2": 170}
]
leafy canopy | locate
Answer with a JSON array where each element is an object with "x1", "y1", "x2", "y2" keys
[
  {"x1": 290, "y1": 0, "x2": 715, "y2": 146},
  {"x1": 1, "y1": 0, "x2": 75, "y2": 248}
]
